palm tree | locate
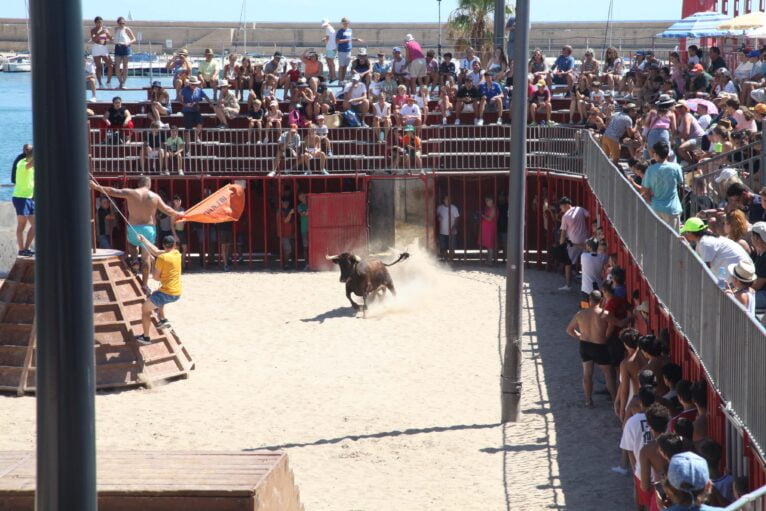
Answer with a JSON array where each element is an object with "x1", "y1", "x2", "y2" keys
[{"x1": 447, "y1": 0, "x2": 513, "y2": 57}]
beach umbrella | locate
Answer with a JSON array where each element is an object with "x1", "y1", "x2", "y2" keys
[
  {"x1": 743, "y1": 25, "x2": 766, "y2": 38},
  {"x1": 718, "y1": 11, "x2": 766, "y2": 32},
  {"x1": 685, "y1": 98, "x2": 718, "y2": 116},
  {"x1": 657, "y1": 11, "x2": 732, "y2": 38}
]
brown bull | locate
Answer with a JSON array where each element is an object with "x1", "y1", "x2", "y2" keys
[{"x1": 326, "y1": 252, "x2": 410, "y2": 317}]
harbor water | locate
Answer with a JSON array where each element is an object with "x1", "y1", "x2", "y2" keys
[{"x1": 0, "y1": 72, "x2": 179, "y2": 201}]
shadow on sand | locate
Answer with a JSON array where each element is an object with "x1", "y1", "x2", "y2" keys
[
  {"x1": 484, "y1": 269, "x2": 633, "y2": 510},
  {"x1": 300, "y1": 306, "x2": 357, "y2": 323}
]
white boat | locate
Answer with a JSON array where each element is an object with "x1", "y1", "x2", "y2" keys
[{"x1": 4, "y1": 56, "x2": 31, "y2": 72}]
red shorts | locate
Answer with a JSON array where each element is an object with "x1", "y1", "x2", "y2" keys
[{"x1": 634, "y1": 475, "x2": 653, "y2": 507}]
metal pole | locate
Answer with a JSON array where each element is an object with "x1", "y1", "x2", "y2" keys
[
  {"x1": 438, "y1": 0, "x2": 442, "y2": 61},
  {"x1": 501, "y1": 0, "x2": 529, "y2": 423},
  {"x1": 30, "y1": 0, "x2": 96, "y2": 508},
  {"x1": 494, "y1": 0, "x2": 506, "y2": 50}
]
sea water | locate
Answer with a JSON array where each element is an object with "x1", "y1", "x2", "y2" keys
[{"x1": 0, "y1": 73, "x2": 178, "y2": 201}]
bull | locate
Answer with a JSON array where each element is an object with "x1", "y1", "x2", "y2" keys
[{"x1": 326, "y1": 252, "x2": 410, "y2": 317}]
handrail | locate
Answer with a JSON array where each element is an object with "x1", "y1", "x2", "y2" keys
[{"x1": 583, "y1": 130, "x2": 766, "y2": 458}]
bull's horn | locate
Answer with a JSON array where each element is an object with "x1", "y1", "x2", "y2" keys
[
  {"x1": 352, "y1": 255, "x2": 361, "y2": 262},
  {"x1": 325, "y1": 254, "x2": 339, "y2": 260}
]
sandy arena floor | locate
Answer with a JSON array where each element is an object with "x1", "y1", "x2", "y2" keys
[{"x1": 0, "y1": 250, "x2": 633, "y2": 510}]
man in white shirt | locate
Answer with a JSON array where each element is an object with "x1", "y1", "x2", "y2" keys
[
  {"x1": 342, "y1": 74, "x2": 370, "y2": 117},
  {"x1": 580, "y1": 238, "x2": 607, "y2": 299},
  {"x1": 558, "y1": 197, "x2": 590, "y2": 291},
  {"x1": 321, "y1": 19, "x2": 338, "y2": 83},
  {"x1": 619, "y1": 387, "x2": 655, "y2": 510},
  {"x1": 680, "y1": 217, "x2": 752, "y2": 278},
  {"x1": 437, "y1": 195, "x2": 459, "y2": 259},
  {"x1": 459, "y1": 47, "x2": 481, "y2": 85},
  {"x1": 398, "y1": 95, "x2": 422, "y2": 131}
]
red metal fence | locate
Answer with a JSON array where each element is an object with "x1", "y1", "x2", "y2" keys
[{"x1": 308, "y1": 192, "x2": 368, "y2": 271}]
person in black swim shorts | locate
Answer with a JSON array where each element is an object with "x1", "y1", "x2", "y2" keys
[{"x1": 566, "y1": 290, "x2": 617, "y2": 407}]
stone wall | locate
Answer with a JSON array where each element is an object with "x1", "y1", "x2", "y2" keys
[{"x1": 0, "y1": 18, "x2": 674, "y2": 57}]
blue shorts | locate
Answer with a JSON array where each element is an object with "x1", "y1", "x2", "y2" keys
[
  {"x1": 149, "y1": 290, "x2": 180, "y2": 307},
  {"x1": 127, "y1": 224, "x2": 156, "y2": 247},
  {"x1": 12, "y1": 197, "x2": 34, "y2": 216},
  {"x1": 183, "y1": 110, "x2": 203, "y2": 129},
  {"x1": 114, "y1": 44, "x2": 131, "y2": 57},
  {"x1": 325, "y1": 49, "x2": 337, "y2": 59}
]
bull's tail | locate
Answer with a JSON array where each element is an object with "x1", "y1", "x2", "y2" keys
[{"x1": 383, "y1": 252, "x2": 410, "y2": 267}]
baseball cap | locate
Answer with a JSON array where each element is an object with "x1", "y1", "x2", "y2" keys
[
  {"x1": 667, "y1": 452, "x2": 709, "y2": 493},
  {"x1": 680, "y1": 217, "x2": 708, "y2": 234},
  {"x1": 749, "y1": 49, "x2": 761, "y2": 58},
  {"x1": 405, "y1": 34, "x2": 414, "y2": 42},
  {"x1": 536, "y1": 80, "x2": 546, "y2": 87},
  {"x1": 752, "y1": 221, "x2": 766, "y2": 240},
  {"x1": 151, "y1": 80, "x2": 162, "y2": 88},
  {"x1": 393, "y1": 47, "x2": 402, "y2": 53},
  {"x1": 691, "y1": 63, "x2": 704, "y2": 73},
  {"x1": 316, "y1": 114, "x2": 325, "y2": 120},
  {"x1": 321, "y1": 18, "x2": 330, "y2": 27},
  {"x1": 404, "y1": 124, "x2": 415, "y2": 132},
  {"x1": 352, "y1": 73, "x2": 361, "y2": 81}
]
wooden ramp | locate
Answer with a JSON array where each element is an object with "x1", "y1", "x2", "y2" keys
[
  {"x1": 0, "y1": 250, "x2": 195, "y2": 394},
  {"x1": 0, "y1": 451, "x2": 304, "y2": 511}
]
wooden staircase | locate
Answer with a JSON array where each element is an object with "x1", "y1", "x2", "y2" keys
[{"x1": 0, "y1": 250, "x2": 195, "y2": 395}]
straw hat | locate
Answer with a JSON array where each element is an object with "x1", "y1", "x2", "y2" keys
[
  {"x1": 178, "y1": 48, "x2": 189, "y2": 56},
  {"x1": 728, "y1": 260, "x2": 757, "y2": 283},
  {"x1": 187, "y1": 76, "x2": 200, "y2": 85},
  {"x1": 218, "y1": 80, "x2": 230, "y2": 88}
]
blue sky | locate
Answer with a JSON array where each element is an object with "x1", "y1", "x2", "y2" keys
[{"x1": 4, "y1": 0, "x2": 680, "y2": 23}]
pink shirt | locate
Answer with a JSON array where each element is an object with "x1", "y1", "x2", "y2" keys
[
  {"x1": 405, "y1": 40, "x2": 424, "y2": 60},
  {"x1": 560, "y1": 206, "x2": 590, "y2": 244}
]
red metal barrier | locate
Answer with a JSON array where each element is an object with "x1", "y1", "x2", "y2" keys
[{"x1": 308, "y1": 191, "x2": 368, "y2": 271}]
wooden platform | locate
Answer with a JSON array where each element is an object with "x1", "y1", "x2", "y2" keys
[
  {"x1": 0, "y1": 251, "x2": 195, "y2": 395},
  {"x1": 0, "y1": 451, "x2": 303, "y2": 511}
]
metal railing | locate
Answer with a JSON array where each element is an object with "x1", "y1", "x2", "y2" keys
[
  {"x1": 583, "y1": 131, "x2": 766, "y2": 458},
  {"x1": 680, "y1": 136, "x2": 764, "y2": 218},
  {"x1": 88, "y1": 124, "x2": 585, "y2": 177}
]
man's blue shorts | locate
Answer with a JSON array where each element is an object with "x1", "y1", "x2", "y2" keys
[
  {"x1": 127, "y1": 224, "x2": 156, "y2": 247},
  {"x1": 149, "y1": 290, "x2": 180, "y2": 307},
  {"x1": 183, "y1": 110, "x2": 203, "y2": 129},
  {"x1": 12, "y1": 197, "x2": 34, "y2": 216}
]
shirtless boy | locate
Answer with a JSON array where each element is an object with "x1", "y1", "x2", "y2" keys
[
  {"x1": 615, "y1": 328, "x2": 647, "y2": 422},
  {"x1": 566, "y1": 290, "x2": 617, "y2": 407},
  {"x1": 91, "y1": 176, "x2": 179, "y2": 286},
  {"x1": 639, "y1": 403, "x2": 672, "y2": 505}
]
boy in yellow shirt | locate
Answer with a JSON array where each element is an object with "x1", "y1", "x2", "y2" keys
[{"x1": 135, "y1": 234, "x2": 181, "y2": 345}]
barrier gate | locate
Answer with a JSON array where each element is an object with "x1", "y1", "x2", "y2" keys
[{"x1": 308, "y1": 191, "x2": 368, "y2": 271}]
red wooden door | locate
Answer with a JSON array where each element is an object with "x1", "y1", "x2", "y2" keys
[{"x1": 308, "y1": 191, "x2": 368, "y2": 270}]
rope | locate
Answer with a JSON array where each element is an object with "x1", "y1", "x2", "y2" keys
[{"x1": 89, "y1": 174, "x2": 146, "y2": 248}]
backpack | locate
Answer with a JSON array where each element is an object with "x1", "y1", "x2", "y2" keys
[{"x1": 343, "y1": 110, "x2": 361, "y2": 128}]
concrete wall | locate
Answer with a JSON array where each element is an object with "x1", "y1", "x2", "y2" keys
[
  {"x1": 0, "y1": 202, "x2": 20, "y2": 276},
  {"x1": 0, "y1": 18, "x2": 675, "y2": 57}
]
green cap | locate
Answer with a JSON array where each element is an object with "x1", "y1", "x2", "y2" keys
[
  {"x1": 404, "y1": 124, "x2": 415, "y2": 132},
  {"x1": 680, "y1": 217, "x2": 707, "y2": 234}
]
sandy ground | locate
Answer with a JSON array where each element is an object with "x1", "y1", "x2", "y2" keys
[{"x1": 0, "y1": 250, "x2": 633, "y2": 510}]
